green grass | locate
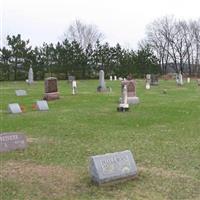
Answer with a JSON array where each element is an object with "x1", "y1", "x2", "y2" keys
[{"x1": 0, "y1": 79, "x2": 200, "y2": 200}]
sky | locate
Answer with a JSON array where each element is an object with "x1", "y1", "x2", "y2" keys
[{"x1": 1, "y1": 0, "x2": 200, "y2": 50}]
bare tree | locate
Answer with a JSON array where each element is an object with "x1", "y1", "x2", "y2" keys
[{"x1": 65, "y1": 20, "x2": 103, "y2": 50}]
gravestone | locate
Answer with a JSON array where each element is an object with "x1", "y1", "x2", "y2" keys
[
  {"x1": 97, "y1": 70, "x2": 110, "y2": 92},
  {"x1": 89, "y1": 150, "x2": 137, "y2": 185},
  {"x1": 0, "y1": 132, "x2": 27, "y2": 152},
  {"x1": 187, "y1": 77, "x2": 190, "y2": 83},
  {"x1": 176, "y1": 73, "x2": 183, "y2": 85},
  {"x1": 118, "y1": 77, "x2": 123, "y2": 81},
  {"x1": 146, "y1": 82, "x2": 150, "y2": 90},
  {"x1": 117, "y1": 85, "x2": 129, "y2": 112},
  {"x1": 145, "y1": 74, "x2": 151, "y2": 90},
  {"x1": 36, "y1": 100, "x2": 49, "y2": 111},
  {"x1": 114, "y1": 76, "x2": 117, "y2": 81},
  {"x1": 27, "y1": 67, "x2": 34, "y2": 84},
  {"x1": 121, "y1": 77, "x2": 139, "y2": 104},
  {"x1": 68, "y1": 75, "x2": 75, "y2": 83},
  {"x1": 110, "y1": 76, "x2": 113, "y2": 81},
  {"x1": 197, "y1": 79, "x2": 200, "y2": 86},
  {"x1": 150, "y1": 74, "x2": 159, "y2": 85},
  {"x1": 8, "y1": 103, "x2": 22, "y2": 114},
  {"x1": 15, "y1": 90, "x2": 27, "y2": 96},
  {"x1": 72, "y1": 80, "x2": 77, "y2": 95},
  {"x1": 43, "y1": 77, "x2": 59, "y2": 100}
]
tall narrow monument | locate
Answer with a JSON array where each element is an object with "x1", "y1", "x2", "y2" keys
[
  {"x1": 97, "y1": 70, "x2": 108, "y2": 92},
  {"x1": 28, "y1": 67, "x2": 34, "y2": 84}
]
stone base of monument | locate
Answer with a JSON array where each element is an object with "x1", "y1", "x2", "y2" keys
[
  {"x1": 89, "y1": 150, "x2": 137, "y2": 185},
  {"x1": 117, "y1": 104, "x2": 129, "y2": 112},
  {"x1": 43, "y1": 92, "x2": 59, "y2": 101},
  {"x1": 127, "y1": 97, "x2": 139, "y2": 104}
]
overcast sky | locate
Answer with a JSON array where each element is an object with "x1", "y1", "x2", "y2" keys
[{"x1": 1, "y1": 0, "x2": 200, "y2": 49}]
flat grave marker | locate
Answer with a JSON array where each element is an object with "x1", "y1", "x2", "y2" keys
[
  {"x1": 90, "y1": 150, "x2": 137, "y2": 185},
  {"x1": 36, "y1": 100, "x2": 49, "y2": 111},
  {"x1": 0, "y1": 132, "x2": 27, "y2": 152},
  {"x1": 8, "y1": 103, "x2": 22, "y2": 114},
  {"x1": 15, "y1": 90, "x2": 27, "y2": 96}
]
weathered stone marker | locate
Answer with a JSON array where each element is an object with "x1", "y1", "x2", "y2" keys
[
  {"x1": 89, "y1": 150, "x2": 137, "y2": 185},
  {"x1": 43, "y1": 77, "x2": 59, "y2": 100},
  {"x1": 15, "y1": 90, "x2": 27, "y2": 96},
  {"x1": 36, "y1": 100, "x2": 49, "y2": 111},
  {"x1": 8, "y1": 103, "x2": 22, "y2": 114},
  {"x1": 0, "y1": 133, "x2": 27, "y2": 152}
]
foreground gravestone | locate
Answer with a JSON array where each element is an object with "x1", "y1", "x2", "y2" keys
[
  {"x1": 0, "y1": 133, "x2": 27, "y2": 152},
  {"x1": 43, "y1": 77, "x2": 59, "y2": 100},
  {"x1": 121, "y1": 76, "x2": 139, "y2": 104},
  {"x1": 15, "y1": 90, "x2": 27, "y2": 96},
  {"x1": 8, "y1": 103, "x2": 22, "y2": 114},
  {"x1": 36, "y1": 100, "x2": 49, "y2": 111},
  {"x1": 90, "y1": 150, "x2": 137, "y2": 185}
]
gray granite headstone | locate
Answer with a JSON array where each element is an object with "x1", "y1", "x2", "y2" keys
[
  {"x1": 28, "y1": 67, "x2": 34, "y2": 84},
  {"x1": 15, "y1": 90, "x2": 27, "y2": 96},
  {"x1": 36, "y1": 100, "x2": 49, "y2": 111},
  {"x1": 90, "y1": 150, "x2": 137, "y2": 185},
  {"x1": 8, "y1": 103, "x2": 22, "y2": 114},
  {"x1": 0, "y1": 133, "x2": 27, "y2": 152}
]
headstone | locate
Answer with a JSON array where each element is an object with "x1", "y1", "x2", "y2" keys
[
  {"x1": 89, "y1": 150, "x2": 137, "y2": 185},
  {"x1": 15, "y1": 90, "x2": 27, "y2": 96},
  {"x1": 72, "y1": 80, "x2": 77, "y2": 95},
  {"x1": 28, "y1": 67, "x2": 34, "y2": 84},
  {"x1": 68, "y1": 75, "x2": 75, "y2": 83},
  {"x1": 176, "y1": 73, "x2": 183, "y2": 85},
  {"x1": 97, "y1": 70, "x2": 109, "y2": 92},
  {"x1": 0, "y1": 133, "x2": 27, "y2": 152},
  {"x1": 43, "y1": 77, "x2": 59, "y2": 101},
  {"x1": 118, "y1": 77, "x2": 123, "y2": 81},
  {"x1": 121, "y1": 77, "x2": 139, "y2": 104},
  {"x1": 36, "y1": 100, "x2": 49, "y2": 111},
  {"x1": 110, "y1": 76, "x2": 113, "y2": 81},
  {"x1": 150, "y1": 74, "x2": 159, "y2": 85},
  {"x1": 146, "y1": 74, "x2": 151, "y2": 90},
  {"x1": 114, "y1": 76, "x2": 117, "y2": 81},
  {"x1": 187, "y1": 77, "x2": 190, "y2": 83},
  {"x1": 117, "y1": 85, "x2": 129, "y2": 112},
  {"x1": 197, "y1": 79, "x2": 200, "y2": 86},
  {"x1": 8, "y1": 103, "x2": 22, "y2": 114},
  {"x1": 146, "y1": 82, "x2": 150, "y2": 90}
]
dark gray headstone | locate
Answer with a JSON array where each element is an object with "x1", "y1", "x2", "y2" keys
[
  {"x1": 15, "y1": 90, "x2": 27, "y2": 96},
  {"x1": 0, "y1": 133, "x2": 27, "y2": 152},
  {"x1": 90, "y1": 150, "x2": 137, "y2": 185},
  {"x1": 36, "y1": 100, "x2": 49, "y2": 111},
  {"x1": 8, "y1": 103, "x2": 22, "y2": 114}
]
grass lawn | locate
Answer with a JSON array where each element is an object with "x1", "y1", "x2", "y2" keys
[{"x1": 0, "y1": 79, "x2": 200, "y2": 200}]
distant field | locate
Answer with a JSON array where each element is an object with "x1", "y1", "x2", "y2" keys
[{"x1": 0, "y1": 79, "x2": 200, "y2": 200}]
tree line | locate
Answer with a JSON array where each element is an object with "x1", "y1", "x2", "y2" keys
[
  {"x1": 142, "y1": 16, "x2": 200, "y2": 76},
  {"x1": 0, "y1": 20, "x2": 161, "y2": 81}
]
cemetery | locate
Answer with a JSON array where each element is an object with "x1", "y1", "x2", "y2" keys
[
  {"x1": 1, "y1": 77, "x2": 200, "y2": 200},
  {"x1": 1, "y1": 5, "x2": 200, "y2": 199}
]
